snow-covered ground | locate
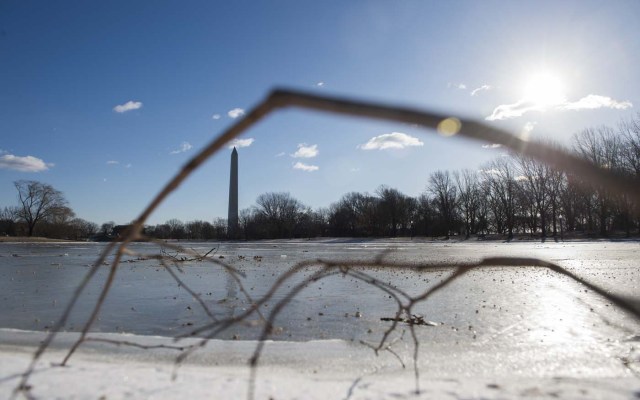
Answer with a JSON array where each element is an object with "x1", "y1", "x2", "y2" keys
[
  {"x1": 1, "y1": 240, "x2": 639, "y2": 399},
  {"x1": 2, "y1": 328, "x2": 639, "y2": 399}
]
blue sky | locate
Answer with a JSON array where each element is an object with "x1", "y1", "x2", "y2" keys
[{"x1": 1, "y1": 0, "x2": 639, "y2": 225}]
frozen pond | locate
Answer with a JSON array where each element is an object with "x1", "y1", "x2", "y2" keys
[
  {"x1": 1, "y1": 239, "x2": 639, "y2": 346},
  {"x1": 2, "y1": 239, "x2": 640, "y2": 399}
]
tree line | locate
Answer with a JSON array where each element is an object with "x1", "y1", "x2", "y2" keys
[
  {"x1": 1, "y1": 180, "x2": 98, "y2": 239},
  {"x1": 143, "y1": 116, "x2": 640, "y2": 241},
  {"x1": 2, "y1": 115, "x2": 638, "y2": 241}
]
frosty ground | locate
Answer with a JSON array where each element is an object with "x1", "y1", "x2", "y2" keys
[{"x1": 1, "y1": 239, "x2": 639, "y2": 399}]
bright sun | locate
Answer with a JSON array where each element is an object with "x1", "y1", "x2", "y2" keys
[{"x1": 523, "y1": 71, "x2": 566, "y2": 107}]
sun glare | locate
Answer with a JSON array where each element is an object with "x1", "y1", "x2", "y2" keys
[{"x1": 523, "y1": 71, "x2": 566, "y2": 107}]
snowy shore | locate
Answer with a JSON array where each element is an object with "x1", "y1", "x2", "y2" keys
[{"x1": 1, "y1": 328, "x2": 639, "y2": 399}]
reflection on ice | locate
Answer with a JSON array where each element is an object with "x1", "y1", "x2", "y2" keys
[
  {"x1": 527, "y1": 277, "x2": 596, "y2": 346},
  {"x1": 0, "y1": 240, "x2": 638, "y2": 347}
]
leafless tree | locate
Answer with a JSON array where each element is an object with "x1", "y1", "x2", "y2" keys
[
  {"x1": 454, "y1": 169, "x2": 480, "y2": 239},
  {"x1": 165, "y1": 218, "x2": 186, "y2": 239},
  {"x1": 572, "y1": 127, "x2": 623, "y2": 236},
  {"x1": 481, "y1": 158, "x2": 517, "y2": 239},
  {"x1": 428, "y1": 170, "x2": 457, "y2": 238},
  {"x1": 255, "y1": 192, "x2": 305, "y2": 238},
  {"x1": 0, "y1": 206, "x2": 20, "y2": 236},
  {"x1": 67, "y1": 218, "x2": 98, "y2": 240},
  {"x1": 14, "y1": 180, "x2": 69, "y2": 237},
  {"x1": 376, "y1": 186, "x2": 416, "y2": 237},
  {"x1": 515, "y1": 155, "x2": 552, "y2": 238},
  {"x1": 619, "y1": 115, "x2": 640, "y2": 233}
]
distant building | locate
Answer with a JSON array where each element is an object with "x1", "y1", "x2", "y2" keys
[{"x1": 227, "y1": 147, "x2": 239, "y2": 237}]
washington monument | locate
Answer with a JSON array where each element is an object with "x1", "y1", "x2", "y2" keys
[{"x1": 228, "y1": 147, "x2": 239, "y2": 237}]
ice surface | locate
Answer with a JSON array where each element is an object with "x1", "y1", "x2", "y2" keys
[{"x1": 1, "y1": 240, "x2": 639, "y2": 398}]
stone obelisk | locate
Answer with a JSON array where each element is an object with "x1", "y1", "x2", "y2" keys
[{"x1": 227, "y1": 147, "x2": 239, "y2": 238}]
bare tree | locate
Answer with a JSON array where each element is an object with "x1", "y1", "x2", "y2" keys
[
  {"x1": 454, "y1": 169, "x2": 480, "y2": 239},
  {"x1": 255, "y1": 192, "x2": 305, "y2": 238},
  {"x1": 428, "y1": 170, "x2": 457, "y2": 239},
  {"x1": 0, "y1": 206, "x2": 20, "y2": 236},
  {"x1": 619, "y1": 115, "x2": 640, "y2": 234},
  {"x1": 572, "y1": 127, "x2": 623, "y2": 236},
  {"x1": 329, "y1": 192, "x2": 364, "y2": 236},
  {"x1": 166, "y1": 219, "x2": 186, "y2": 239},
  {"x1": 619, "y1": 114, "x2": 640, "y2": 176},
  {"x1": 68, "y1": 218, "x2": 98, "y2": 240},
  {"x1": 516, "y1": 154, "x2": 552, "y2": 238},
  {"x1": 14, "y1": 180, "x2": 69, "y2": 237},
  {"x1": 481, "y1": 158, "x2": 517, "y2": 239},
  {"x1": 375, "y1": 186, "x2": 408, "y2": 237}
]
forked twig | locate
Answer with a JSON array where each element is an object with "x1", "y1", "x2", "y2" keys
[{"x1": 13, "y1": 89, "x2": 640, "y2": 399}]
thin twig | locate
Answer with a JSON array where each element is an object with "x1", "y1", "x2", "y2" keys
[{"x1": 15, "y1": 88, "x2": 640, "y2": 400}]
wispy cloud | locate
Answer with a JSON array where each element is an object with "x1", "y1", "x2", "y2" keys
[
  {"x1": 113, "y1": 100, "x2": 143, "y2": 113},
  {"x1": 106, "y1": 160, "x2": 132, "y2": 168},
  {"x1": 228, "y1": 108, "x2": 245, "y2": 119},
  {"x1": 358, "y1": 132, "x2": 424, "y2": 150},
  {"x1": 212, "y1": 114, "x2": 221, "y2": 120},
  {"x1": 0, "y1": 153, "x2": 53, "y2": 172},
  {"x1": 316, "y1": 81, "x2": 325, "y2": 87},
  {"x1": 170, "y1": 141, "x2": 193, "y2": 154},
  {"x1": 275, "y1": 152, "x2": 286, "y2": 157},
  {"x1": 486, "y1": 94, "x2": 632, "y2": 121},
  {"x1": 228, "y1": 138, "x2": 255, "y2": 148},
  {"x1": 293, "y1": 162, "x2": 319, "y2": 172},
  {"x1": 486, "y1": 100, "x2": 539, "y2": 121},
  {"x1": 291, "y1": 143, "x2": 319, "y2": 158},
  {"x1": 448, "y1": 82, "x2": 467, "y2": 90},
  {"x1": 471, "y1": 85, "x2": 491, "y2": 96},
  {"x1": 482, "y1": 144, "x2": 502, "y2": 149},
  {"x1": 560, "y1": 95, "x2": 632, "y2": 111}
]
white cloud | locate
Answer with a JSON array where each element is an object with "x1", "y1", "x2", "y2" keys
[
  {"x1": 275, "y1": 152, "x2": 286, "y2": 157},
  {"x1": 486, "y1": 100, "x2": 540, "y2": 121},
  {"x1": 170, "y1": 141, "x2": 193, "y2": 154},
  {"x1": 515, "y1": 175, "x2": 528, "y2": 181},
  {"x1": 113, "y1": 101, "x2": 143, "y2": 113},
  {"x1": 487, "y1": 94, "x2": 632, "y2": 121},
  {"x1": 0, "y1": 154, "x2": 53, "y2": 172},
  {"x1": 228, "y1": 138, "x2": 254, "y2": 149},
  {"x1": 482, "y1": 144, "x2": 502, "y2": 149},
  {"x1": 560, "y1": 95, "x2": 632, "y2": 111},
  {"x1": 471, "y1": 85, "x2": 491, "y2": 96},
  {"x1": 291, "y1": 143, "x2": 319, "y2": 158},
  {"x1": 359, "y1": 132, "x2": 424, "y2": 150},
  {"x1": 293, "y1": 162, "x2": 319, "y2": 172},
  {"x1": 106, "y1": 160, "x2": 119, "y2": 165},
  {"x1": 212, "y1": 114, "x2": 221, "y2": 120},
  {"x1": 228, "y1": 108, "x2": 245, "y2": 119},
  {"x1": 316, "y1": 81, "x2": 325, "y2": 87},
  {"x1": 448, "y1": 82, "x2": 466, "y2": 90}
]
